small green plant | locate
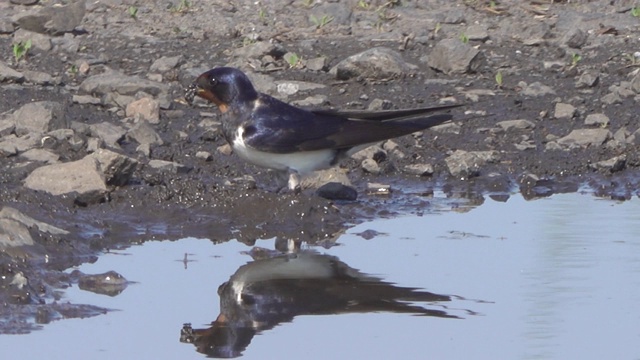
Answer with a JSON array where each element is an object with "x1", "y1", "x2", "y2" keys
[
  {"x1": 571, "y1": 53, "x2": 582, "y2": 66},
  {"x1": 284, "y1": 53, "x2": 300, "y2": 68},
  {"x1": 310, "y1": 14, "x2": 333, "y2": 29},
  {"x1": 434, "y1": 22, "x2": 442, "y2": 36},
  {"x1": 13, "y1": 39, "x2": 31, "y2": 62},
  {"x1": 171, "y1": 0, "x2": 190, "y2": 13},
  {"x1": 631, "y1": 7, "x2": 640, "y2": 17},
  {"x1": 357, "y1": 0, "x2": 369, "y2": 9},
  {"x1": 459, "y1": 33, "x2": 469, "y2": 44},
  {"x1": 489, "y1": 0, "x2": 497, "y2": 9},
  {"x1": 68, "y1": 64, "x2": 78, "y2": 75},
  {"x1": 495, "y1": 71, "x2": 503, "y2": 87},
  {"x1": 258, "y1": 8, "x2": 267, "y2": 24},
  {"x1": 128, "y1": 6, "x2": 138, "y2": 19},
  {"x1": 302, "y1": 0, "x2": 314, "y2": 7}
]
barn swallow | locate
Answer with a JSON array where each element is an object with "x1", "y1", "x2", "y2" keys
[{"x1": 186, "y1": 67, "x2": 460, "y2": 192}]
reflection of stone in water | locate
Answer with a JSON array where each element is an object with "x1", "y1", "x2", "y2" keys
[
  {"x1": 74, "y1": 270, "x2": 129, "y2": 297},
  {"x1": 180, "y1": 251, "x2": 462, "y2": 358}
]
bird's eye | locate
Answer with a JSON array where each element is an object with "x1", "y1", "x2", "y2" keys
[{"x1": 209, "y1": 77, "x2": 218, "y2": 87}]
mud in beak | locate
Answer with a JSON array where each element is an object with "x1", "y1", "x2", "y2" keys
[{"x1": 184, "y1": 83, "x2": 229, "y2": 113}]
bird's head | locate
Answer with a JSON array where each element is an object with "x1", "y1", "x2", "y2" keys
[{"x1": 186, "y1": 67, "x2": 258, "y2": 112}]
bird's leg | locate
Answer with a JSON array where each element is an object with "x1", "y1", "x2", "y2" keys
[{"x1": 288, "y1": 171, "x2": 302, "y2": 194}]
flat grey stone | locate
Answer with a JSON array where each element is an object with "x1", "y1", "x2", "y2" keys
[
  {"x1": 556, "y1": 128, "x2": 612, "y2": 148},
  {"x1": 12, "y1": 28, "x2": 52, "y2": 51},
  {"x1": 0, "y1": 61, "x2": 25, "y2": 83},
  {"x1": 24, "y1": 156, "x2": 107, "y2": 196},
  {"x1": 425, "y1": 39, "x2": 483, "y2": 75},
  {"x1": 89, "y1": 122, "x2": 126, "y2": 149},
  {"x1": 79, "y1": 69, "x2": 170, "y2": 108},
  {"x1": 13, "y1": 101, "x2": 67, "y2": 135},
  {"x1": 19, "y1": 148, "x2": 59, "y2": 164},
  {"x1": 149, "y1": 55, "x2": 182, "y2": 73},
  {"x1": 125, "y1": 97, "x2": 160, "y2": 123},
  {"x1": 403, "y1": 163, "x2": 434, "y2": 176},
  {"x1": 584, "y1": 113, "x2": 610, "y2": 127},
  {"x1": 496, "y1": 119, "x2": 536, "y2": 131},
  {"x1": 590, "y1": 155, "x2": 626, "y2": 173},
  {"x1": 126, "y1": 121, "x2": 163, "y2": 147},
  {"x1": 148, "y1": 159, "x2": 187, "y2": 174},
  {"x1": 554, "y1": 103, "x2": 577, "y2": 119},
  {"x1": 333, "y1": 47, "x2": 417, "y2": 80},
  {"x1": 445, "y1": 150, "x2": 499, "y2": 179},
  {"x1": 576, "y1": 71, "x2": 599, "y2": 88},
  {"x1": 14, "y1": 0, "x2": 85, "y2": 35},
  {"x1": 275, "y1": 80, "x2": 326, "y2": 96},
  {"x1": 520, "y1": 81, "x2": 556, "y2": 97}
]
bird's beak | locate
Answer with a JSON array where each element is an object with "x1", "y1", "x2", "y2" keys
[{"x1": 184, "y1": 78, "x2": 229, "y2": 113}]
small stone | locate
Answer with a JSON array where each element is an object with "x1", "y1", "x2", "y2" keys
[
  {"x1": 563, "y1": 28, "x2": 587, "y2": 49},
  {"x1": 149, "y1": 55, "x2": 182, "y2": 73},
  {"x1": 601, "y1": 92, "x2": 622, "y2": 105},
  {"x1": 496, "y1": 119, "x2": 536, "y2": 131},
  {"x1": 125, "y1": 97, "x2": 160, "y2": 123},
  {"x1": 613, "y1": 127, "x2": 630, "y2": 143},
  {"x1": 333, "y1": 47, "x2": 417, "y2": 80},
  {"x1": 404, "y1": 163, "x2": 434, "y2": 176},
  {"x1": 196, "y1": 151, "x2": 213, "y2": 161},
  {"x1": 291, "y1": 95, "x2": 328, "y2": 107},
  {"x1": 217, "y1": 144, "x2": 232, "y2": 156},
  {"x1": 316, "y1": 182, "x2": 357, "y2": 201},
  {"x1": 425, "y1": 39, "x2": 484, "y2": 75},
  {"x1": 556, "y1": 128, "x2": 611, "y2": 148},
  {"x1": 306, "y1": 57, "x2": 327, "y2": 71},
  {"x1": 367, "y1": 98, "x2": 392, "y2": 111},
  {"x1": 361, "y1": 158, "x2": 381, "y2": 174},
  {"x1": 543, "y1": 61, "x2": 565, "y2": 71},
  {"x1": 0, "y1": 61, "x2": 25, "y2": 83},
  {"x1": 576, "y1": 71, "x2": 599, "y2": 88},
  {"x1": 554, "y1": 103, "x2": 576, "y2": 119},
  {"x1": 520, "y1": 81, "x2": 556, "y2": 97},
  {"x1": 590, "y1": 155, "x2": 626, "y2": 173},
  {"x1": 148, "y1": 159, "x2": 188, "y2": 174},
  {"x1": 445, "y1": 150, "x2": 499, "y2": 179},
  {"x1": 584, "y1": 113, "x2": 609, "y2": 127}
]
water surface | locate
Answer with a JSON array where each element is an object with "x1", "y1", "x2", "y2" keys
[{"x1": 3, "y1": 193, "x2": 640, "y2": 359}]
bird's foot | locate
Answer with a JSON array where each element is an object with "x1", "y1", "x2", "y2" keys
[{"x1": 287, "y1": 172, "x2": 302, "y2": 194}]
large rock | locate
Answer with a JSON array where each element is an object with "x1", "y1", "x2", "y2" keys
[
  {"x1": 12, "y1": 101, "x2": 67, "y2": 135},
  {"x1": 23, "y1": 150, "x2": 137, "y2": 195},
  {"x1": 425, "y1": 39, "x2": 484, "y2": 75},
  {"x1": 24, "y1": 156, "x2": 107, "y2": 196},
  {"x1": 332, "y1": 47, "x2": 417, "y2": 80},
  {"x1": 13, "y1": 0, "x2": 85, "y2": 35},
  {"x1": 79, "y1": 70, "x2": 171, "y2": 108},
  {"x1": 0, "y1": 207, "x2": 69, "y2": 249}
]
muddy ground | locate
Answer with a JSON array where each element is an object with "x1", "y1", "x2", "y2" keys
[{"x1": 1, "y1": 0, "x2": 639, "y2": 333}]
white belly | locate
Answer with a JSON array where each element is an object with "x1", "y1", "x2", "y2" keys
[{"x1": 232, "y1": 130, "x2": 335, "y2": 174}]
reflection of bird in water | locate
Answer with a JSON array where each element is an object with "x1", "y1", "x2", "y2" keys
[{"x1": 180, "y1": 251, "x2": 461, "y2": 358}]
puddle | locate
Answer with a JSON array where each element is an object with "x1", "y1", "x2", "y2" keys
[{"x1": 2, "y1": 193, "x2": 640, "y2": 359}]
